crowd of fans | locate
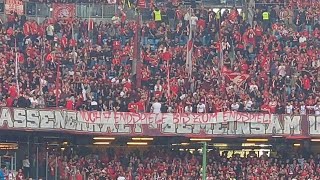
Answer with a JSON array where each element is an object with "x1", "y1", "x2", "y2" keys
[
  {"x1": 9, "y1": 145, "x2": 319, "y2": 180},
  {"x1": 0, "y1": 0, "x2": 319, "y2": 115}
]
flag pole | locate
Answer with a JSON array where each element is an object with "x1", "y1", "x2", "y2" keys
[
  {"x1": 88, "y1": 4, "x2": 91, "y2": 33},
  {"x1": 187, "y1": 8, "x2": 193, "y2": 79},
  {"x1": 72, "y1": 18, "x2": 76, "y2": 64},
  {"x1": 166, "y1": 59, "x2": 170, "y2": 101},
  {"x1": 15, "y1": 38, "x2": 19, "y2": 95},
  {"x1": 219, "y1": 17, "x2": 223, "y2": 72}
]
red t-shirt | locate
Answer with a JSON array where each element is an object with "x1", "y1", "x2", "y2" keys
[
  {"x1": 6, "y1": 97, "x2": 14, "y2": 107},
  {"x1": 8, "y1": 86, "x2": 17, "y2": 98},
  {"x1": 66, "y1": 100, "x2": 74, "y2": 110},
  {"x1": 128, "y1": 102, "x2": 137, "y2": 113},
  {"x1": 303, "y1": 77, "x2": 311, "y2": 90},
  {"x1": 136, "y1": 101, "x2": 145, "y2": 112}
]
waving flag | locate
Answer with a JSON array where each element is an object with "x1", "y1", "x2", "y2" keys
[{"x1": 224, "y1": 73, "x2": 249, "y2": 86}]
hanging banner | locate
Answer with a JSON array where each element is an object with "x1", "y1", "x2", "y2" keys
[
  {"x1": 5, "y1": 0, "x2": 23, "y2": 15},
  {"x1": 52, "y1": 3, "x2": 76, "y2": 18},
  {"x1": 0, "y1": 107, "x2": 318, "y2": 137}
]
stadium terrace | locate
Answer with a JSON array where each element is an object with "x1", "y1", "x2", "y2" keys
[{"x1": 0, "y1": 0, "x2": 318, "y2": 179}]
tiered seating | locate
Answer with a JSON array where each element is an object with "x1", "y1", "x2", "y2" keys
[
  {"x1": 34, "y1": 147, "x2": 319, "y2": 180},
  {"x1": 0, "y1": 0, "x2": 319, "y2": 115}
]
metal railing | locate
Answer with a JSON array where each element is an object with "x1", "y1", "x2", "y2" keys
[
  {"x1": 0, "y1": 2, "x2": 118, "y2": 19},
  {"x1": 0, "y1": 0, "x2": 248, "y2": 20}
]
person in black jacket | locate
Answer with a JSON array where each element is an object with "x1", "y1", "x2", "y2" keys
[{"x1": 16, "y1": 94, "x2": 31, "y2": 108}]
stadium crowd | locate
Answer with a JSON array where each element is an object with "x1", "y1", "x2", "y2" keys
[
  {"x1": 0, "y1": 0, "x2": 320, "y2": 115},
  {"x1": 16, "y1": 146, "x2": 320, "y2": 180}
]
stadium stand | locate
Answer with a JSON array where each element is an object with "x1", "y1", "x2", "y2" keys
[
  {"x1": 0, "y1": 0, "x2": 320, "y2": 179},
  {"x1": 1, "y1": 0, "x2": 320, "y2": 116},
  {"x1": 21, "y1": 146, "x2": 320, "y2": 180}
]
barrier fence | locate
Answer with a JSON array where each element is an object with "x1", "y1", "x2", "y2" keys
[{"x1": 0, "y1": 0, "x2": 247, "y2": 20}]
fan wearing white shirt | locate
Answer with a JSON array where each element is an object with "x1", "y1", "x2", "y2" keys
[
  {"x1": 307, "y1": 101, "x2": 320, "y2": 115},
  {"x1": 231, "y1": 102, "x2": 240, "y2": 111},
  {"x1": 151, "y1": 99, "x2": 162, "y2": 113},
  {"x1": 197, "y1": 101, "x2": 206, "y2": 113},
  {"x1": 244, "y1": 98, "x2": 253, "y2": 111},
  {"x1": 286, "y1": 102, "x2": 293, "y2": 114},
  {"x1": 300, "y1": 102, "x2": 306, "y2": 115},
  {"x1": 184, "y1": 104, "x2": 193, "y2": 113}
]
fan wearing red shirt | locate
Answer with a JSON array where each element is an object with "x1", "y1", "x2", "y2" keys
[
  {"x1": 8, "y1": 84, "x2": 18, "y2": 99},
  {"x1": 302, "y1": 75, "x2": 311, "y2": 92},
  {"x1": 128, "y1": 100, "x2": 137, "y2": 113},
  {"x1": 23, "y1": 21, "x2": 31, "y2": 36},
  {"x1": 176, "y1": 102, "x2": 184, "y2": 113},
  {"x1": 136, "y1": 100, "x2": 145, "y2": 113},
  {"x1": 61, "y1": 35, "x2": 68, "y2": 50},
  {"x1": 197, "y1": 18, "x2": 206, "y2": 29},
  {"x1": 65, "y1": 98, "x2": 74, "y2": 110},
  {"x1": 6, "y1": 96, "x2": 14, "y2": 107},
  {"x1": 75, "y1": 170, "x2": 83, "y2": 180},
  {"x1": 16, "y1": 169, "x2": 25, "y2": 180}
]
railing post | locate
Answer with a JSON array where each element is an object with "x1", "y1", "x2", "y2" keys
[
  {"x1": 45, "y1": 152, "x2": 48, "y2": 180},
  {"x1": 36, "y1": 145, "x2": 39, "y2": 180}
]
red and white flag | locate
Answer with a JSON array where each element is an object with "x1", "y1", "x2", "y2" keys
[
  {"x1": 52, "y1": 3, "x2": 76, "y2": 19},
  {"x1": 224, "y1": 73, "x2": 249, "y2": 86},
  {"x1": 137, "y1": 0, "x2": 146, "y2": 8},
  {"x1": 186, "y1": 23, "x2": 193, "y2": 78}
]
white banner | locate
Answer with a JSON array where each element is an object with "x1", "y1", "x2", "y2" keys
[{"x1": 2, "y1": 108, "x2": 320, "y2": 136}]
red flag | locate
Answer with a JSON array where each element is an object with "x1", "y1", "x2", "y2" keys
[{"x1": 52, "y1": 3, "x2": 76, "y2": 18}]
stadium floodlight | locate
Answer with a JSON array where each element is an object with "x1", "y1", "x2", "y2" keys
[
  {"x1": 131, "y1": 137, "x2": 154, "y2": 141},
  {"x1": 171, "y1": 143, "x2": 190, "y2": 146},
  {"x1": 190, "y1": 138, "x2": 211, "y2": 141},
  {"x1": 180, "y1": 143, "x2": 190, "y2": 146},
  {"x1": 127, "y1": 142, "x2": 148, "y2": 145},
  {"x1": 93, "y1": 142, "x2": 110, "y2": 145},
  {"x1": 242, "y1": 143, "x2": 256, "y2": 147},
  {"x1": 272, "y1": 136, "x2": 283, "y2": 138},
  {"x1": 213, "y1": 143, "x2": 228, "y2": 147},
  {"x1": 246, "y1": 138, "x2": 268, "y2": 142},
  {"x1": 93, "y1": 137, "x2": 115, "y2": 140}
]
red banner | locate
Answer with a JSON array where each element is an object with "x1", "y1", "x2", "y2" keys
[
  {"x1": 52, "y1": 3, "x2": 76, "y2": 19},
  {"x1": 5, "y1": 0, "x2": 23, "y2": 15},
  {"x1": 0, "y1": 107, "x2": 318, "y2": 137}
]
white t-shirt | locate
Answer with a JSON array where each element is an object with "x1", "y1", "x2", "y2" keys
[
  {"x1": 245, "y1": 100, "x2": 253, "y2": 110},
  {"x1": 152, "y1": 102, "x2": 162, "y2": 113},
  {"x1": 190, "y1": 16, "x2": 198, "y2": 26},
  {"x1": 231, "y1": 103, "x2": 239, "y2": 111},
  {"x1": 299, "y1": 36, "x2": 307, "y2": 43},
  {"x1": 286, "y1": 105, "x2": 293, "y2": 114},
  {"x1": 154, "y1": 84, "x2": 162, "y2": 92},
  {"x1": 197, "y1": 103, "x2": 206, "y2": 113},
  {"x1": 278, "y1": 65, "x2": 286, "y2": 76},
  {"x1": 184, "y1": 106, "x2": 193, "y2": 113},
  {"x1": 300, "y1": 105, "x2": 306, "y2": 115},
  {"x1": 46, "y1": 25, "x2": 54, "y2": 36},
  {"x1": 117, "y1": 176, "x2": 125, "y2": 180},
  {"x1": 315, "y1": 105, "x2": 320, "y2": 115},
  {"x1": 249, "y1": 84, "x2": 258, "y2": 92}
]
